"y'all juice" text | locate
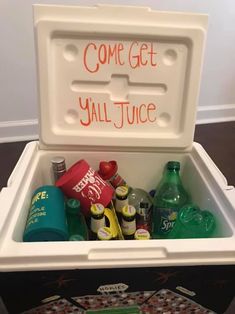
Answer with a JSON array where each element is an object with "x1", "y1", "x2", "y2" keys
[{"x1": 78, "y1": 96, "x2": 157, "y2": 129}]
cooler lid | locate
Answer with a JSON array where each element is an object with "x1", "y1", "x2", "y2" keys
[{"x1": 34, "y1": 4, "x2": 208, "y2": 150}]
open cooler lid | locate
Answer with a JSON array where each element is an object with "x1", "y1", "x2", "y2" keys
[{"x1": 34, "y1": 4, "x2": 208, "y2": 150}]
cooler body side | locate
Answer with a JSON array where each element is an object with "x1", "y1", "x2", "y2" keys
[{"x1": 0, "y1": 141, "x2": 39, "y2": 245}]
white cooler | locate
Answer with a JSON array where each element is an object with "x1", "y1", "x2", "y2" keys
[{"x1": 0, "y1": 4, "x2": 235, "y2": 313}]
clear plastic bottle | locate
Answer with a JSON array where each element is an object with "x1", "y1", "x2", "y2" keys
[
  {"x1": 128, "y1": 188, "x2": 153, "y2": 232},
  {"x1": 152, "y1": 161, "x2": 190, "y2": 239}
]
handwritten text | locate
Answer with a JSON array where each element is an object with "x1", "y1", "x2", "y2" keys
[
  {"x1": 78, "y1": 96, "x2": 157, "y2": 129},
  {"x1": 83, "y1": 41, "x2": 157, "y2": 73}
]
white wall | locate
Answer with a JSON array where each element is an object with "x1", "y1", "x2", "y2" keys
[{"x1": 1, "y1": 0, "x2": 235, "y2": 142}]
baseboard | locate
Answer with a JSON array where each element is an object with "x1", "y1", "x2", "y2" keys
[
  {"x1": 196, "y1": 104, "x2": 235, "y2": 124},
  {"x1": 0, "y1": 105, "x2": 235, "y2": 143},
  {"x1": 0, "y1": 119, "x2": 39, "y2": 143}
]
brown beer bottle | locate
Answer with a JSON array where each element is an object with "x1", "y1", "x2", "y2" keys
[
  {"x1": 97, "y1": 227, "x2": 113, "y2": 240},
  {"x1": 90, "y1": 204, "x2": 106, "y2": 240},
  {"x1": 115, "y1": 186, "x2": 129, "y2": 222},
  {"x1": 121, "y1": 205, "x2": 136, "y2": 240}
]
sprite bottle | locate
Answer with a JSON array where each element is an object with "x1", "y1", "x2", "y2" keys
[{"x1": 152, "y1": 161, "x2": 190, "y2": 239}]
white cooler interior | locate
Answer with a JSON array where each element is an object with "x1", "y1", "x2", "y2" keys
[
  {"x1": 0, "y1": 143, "x2": 234, "y2": 270},
  {"x1": 11, "y1": 144, "x2": 234, "y2": 242}
]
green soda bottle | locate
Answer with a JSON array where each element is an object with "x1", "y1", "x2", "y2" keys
[
  {"x1": 66, "y1": 199, "x2": 89, "y2": 241},
  {"x1": 152, "y1": 161, "x2": 190, "y2": 239},
  {"x1": 170, "y1": 204, "x2": 216, "y2": 239}
]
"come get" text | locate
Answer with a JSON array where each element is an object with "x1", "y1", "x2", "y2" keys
[{"x1": 83, "y1": 41, "x2": 157, "y2": 73}]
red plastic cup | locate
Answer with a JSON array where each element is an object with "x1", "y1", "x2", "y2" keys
[{"x1": 56, "y1": 159, "x2": 114, "y2": 217}]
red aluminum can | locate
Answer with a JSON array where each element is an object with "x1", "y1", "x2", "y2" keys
[{"x1": 56, "y1": 159, "x2": 114, "y2": 217}]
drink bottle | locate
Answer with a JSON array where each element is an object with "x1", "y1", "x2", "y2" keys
[
  {"x1": 128, "y1": 188, "x2": 153, "y2": 232},
  {"x1": 98, "y1": 160, "x2": 126, "y2": 188},
  {"x1": 90, "y1": 203, "x2": 106, "y2": 240},
  {"x1": 170, "y1": 204, "x2": 216, "y2": 238},
  {"x1": 115, "y1": 185, "x2": 129, "y2": 221},
  {"x1": 66, "y1": 199, "x2": 88, "y2": 241},
  {"x1": 152, "y1": 161, "x2": 190, "y2": 239},
  {"x1": 121, "y1": 205, "x2": 136, "y2": 240},
  {"x1": 134, "y1": 229, "x2": 150, "y2": 240},
  {"x1": 97, "y1": 227, "x2": 113, "y2": 240}
]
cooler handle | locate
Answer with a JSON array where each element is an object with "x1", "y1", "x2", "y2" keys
[{"x1": 88, "y1": 247, "x2": 167, "y2": 260}]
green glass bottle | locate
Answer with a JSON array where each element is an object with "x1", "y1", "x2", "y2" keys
[
  {"x1": 152, "y1": 161, "x2": 190, "y2": 239},
  {"x1": 66, "y1": 199, "x2": 89, "y2": 241}
]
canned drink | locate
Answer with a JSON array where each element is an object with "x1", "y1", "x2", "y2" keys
[
  {"x1": 56, "y1": 159, "x2": 114, "y2": 217},
  {"x1": 51, "y1": 156, "x2": 66, "y2": 182}
]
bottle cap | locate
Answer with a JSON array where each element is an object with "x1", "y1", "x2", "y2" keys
[
  {"x1": 97, "y1": 227, "x2": 113, "y2": 240},
  {"x1": 90, "y1": 203, "x2": 105, "y2": 216},
  {"x1": 51, "y1": 156, "x2": 66, "y2": 171},
  {"x1": 69, "y1": 234, "x2": 85, "y2": 241},
  {"x1": 66, "y1": 199, "x2": 81, "y2": 215},
  {"x1": 122, "y1": 205, "x2": 136, "y2": 218},
  {"x1": 98, "y1": 160, "x2": 118, "y2": 180},
  {"x1": 139, "y1": 202, "x2": 149, "y2": 209},
  {"x1": 167, "y1": 161, "x2": 180, "y2": 170},
  {"x1": 149, "y1": 189, "x2": 156, "y2": 198},
  {"x1": 134, "y1": 229, "x2": 150, "y2": 240},
  {"x1": 115, "y1": 186, "x2": 129, "y2": 198}
]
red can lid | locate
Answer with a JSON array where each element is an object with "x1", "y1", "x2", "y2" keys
[{"x1": 98, "y1": 160, "x2": 118, "y2": 180}]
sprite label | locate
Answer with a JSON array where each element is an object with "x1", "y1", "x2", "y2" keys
[{"x1": 157, "y1": 208, "x2": 177, "y2": 235}]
